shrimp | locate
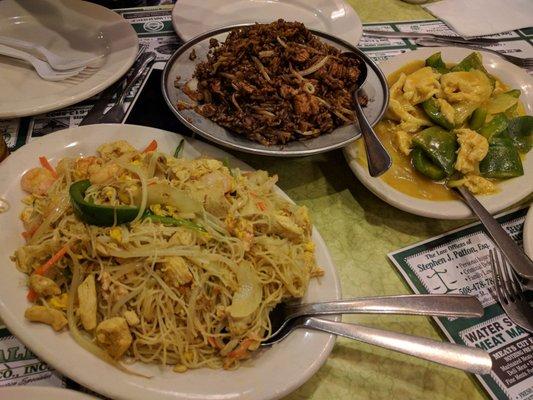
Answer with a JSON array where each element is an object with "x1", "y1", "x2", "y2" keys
[
  {"x1": 20, "y1": 168, "x2": 56, "y2": 195},
  {"x1": 89, "y1": 162, "x2": 122, "y2": 185}
]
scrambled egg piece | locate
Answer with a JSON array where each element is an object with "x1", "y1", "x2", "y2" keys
[
  {"x1": 461, "y1": 174, "x2": 496, "y2": 195},
  {"x1": 454, "y1": 128, "x2": 489, "y2": 174},
  {"x1": 159, "y1": 257, "x2": 193, "y2": 287},
  {"x1": 97, "y1": 141, "x2": 137, "y2": 160},
  {"x1": 123, "y1": 310, "x2": 140, "y2": 327},
  {"x1": 109, "y1": 227, "x2": 123, "y2": 243},
  {"x1": 402, "y1": 67, "x2": 442, "y2": 105},
  {"x1": 29, "y1": 275, "x2": 61, "y2": 297},
  {"x1": 441, "y1": 70, "x2": 492, "y2": 104},
  {"x1": 49, "y1": 293, "x2": 69, "y2": 310},
  {"x1": 170, "y1": 227, "x2": 195, "y2": 246},
  {"x1": 387, "y1": 73, "x2": 433, "y2": 133},
  {"x1": 96, "y1": 317, "x2": 132, "y2": 358},
  {"x1": 25, "y1": 306, "x2": 67, "y2": 331},
  {"x1": 392, "y1": 129, "x2": 413, "y2": 156},
  {"x1": 78, "y1": 275, "x2": 97, "y2": 331}
]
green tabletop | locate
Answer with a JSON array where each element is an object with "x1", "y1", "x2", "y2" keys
[{"x1": 237, "y1": 2, "x2": 487, "y2": 400}]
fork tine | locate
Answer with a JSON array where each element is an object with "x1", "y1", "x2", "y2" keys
[
  {"x1": 489, "y1": 249, "x2": 506, "y2": 303},
  {"x1": 498, "y1": 253, "x2": 517, "y2": 301},
  {"x1": 501, "y1": 256, "x2": 523, "y2": 300}
]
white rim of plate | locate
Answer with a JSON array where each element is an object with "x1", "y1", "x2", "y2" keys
[
  {"x1": 0, "y1": 0, "x2": 139, "y2": 118},
  {"x1": 171, "y1": 0, "x2": 363, "y2": 45},
  {"x1": 344, "y1": 47, "x2": 533, "y2": 220},
  {"x1": 0, "y1": 124, "x2": 341, "y2": 400},
  {"x1": 0, "y1": 387, "x2": 99, "y2": 400},
  {"x1": 523, "y1": 205, "x2": 533, "y2": 259}
]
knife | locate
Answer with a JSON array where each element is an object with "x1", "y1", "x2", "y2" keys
[
  {"x1": 363, "y1": 30, "x2": 500, "y2": 46},
  {"x1": 79, "y1": 46, "x2": 149, "y2": 126},
  {"x1": 97, "y1": 52, "x2": 156, "y2": 124}
]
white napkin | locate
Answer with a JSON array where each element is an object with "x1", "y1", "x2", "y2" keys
[{"x1": 423, "y1": 0, "x2": 533, "y2": 37}]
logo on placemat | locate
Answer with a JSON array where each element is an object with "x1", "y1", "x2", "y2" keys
[{"x1": 144, "y1": 21, "x2": 164, "y2": 32}]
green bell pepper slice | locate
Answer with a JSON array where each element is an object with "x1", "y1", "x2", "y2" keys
[
  {"x1": 450, "y1": 52, "x2": 495, "y2": 88},
  {"x1": 70, "y1": 180, "x2": 139, "y2": 227},
  {"x1": 70, "y1": 180, "x2": 207, "y2": 230},
  {"x1": 451, "y1": 52, "x2": 486, "y2": 73},
  {"x1": 411, "y1": 147, "x2": 447, "y2": 180},
  {"x1": 425, "y1": 52, "x2": 448, "y2": 74},
  {"x1": 422, "y1": 98, "x2": 454, "y2": 130},
  {"x1": 412, "y1": 126, "x2": 458, "y2": 176},
  {"x1": 478, "y1": 113, "x2": 508, "y2": 143},
  {"x1": 143, "y1": 211, "x2": 206, "y2": 232},
  {"x1": 480, "y1": 134, "x2": 524, "y2": 178},
  {"x1": 469, "y1": 107, "x2": 487, "y2": 130},
  {"x1": 506, "y1": 116, "x2": 533, "y2": 152}
]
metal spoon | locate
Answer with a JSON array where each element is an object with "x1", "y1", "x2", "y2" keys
[
  {"x1": 262, "y1": 316, "x2": 492, "y2": 375},
  {"x1": 341, "y1": 51, "x2": 392, "y2": 177},
  {"x1": 265, "y1": 294, "x2": 483, "y2": 343}
]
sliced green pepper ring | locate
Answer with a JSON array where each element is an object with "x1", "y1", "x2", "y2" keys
[
  {"x1": 412, "y1": 126, "x2": 458, "y2": 176},
  {"x1": 69, "y1": 180, "x2": 139, "y2": 227},
  {"x1": 411, "y1": 147, "x2": 447, "y2": 181},
  {"x1": 422, "y1": 98, "x2": 454, "y2": 130}
]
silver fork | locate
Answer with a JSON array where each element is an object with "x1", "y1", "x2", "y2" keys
[
  {"x1": 415, "y1": 39, "x2": 533, "y2": 69},
  {"x1": 489, "y1": 249, "x2": 533, "y2": 333}
]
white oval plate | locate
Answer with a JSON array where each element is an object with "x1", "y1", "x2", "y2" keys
[
  {"x1": 344, "y1": 47, "x2": 533, "y2": 220},
  {"x1": 524, "y1": 205, "x2": 533, "y2": 259},
  {"x1": 171, "y1": 0, "x2": 363, "y2": 45},
  {"x1": 0, "y1": 124, "x2": 341, "y2": 400},
  {"x1": 0, "y1": 0, "x2": 138, "y2": 119},
  {"x1": 0, "y1": 387, "x2": 98, "y2": 400}
]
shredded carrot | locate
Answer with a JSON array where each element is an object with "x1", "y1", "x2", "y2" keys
[
  {"x1": 256, "y1": 201, "x2": 266, "y2": 211},
  {"x1": 27, "y1": 289, "x2": 38, "y2": 302},
  {"x1": 142, "y1": 140, "x2": 158, "y2": 153},
  {"x1": 22, "y1": 224, "x2": 40, "y2": 241},
  {"x1": 208, "y1": 337, "x2": 222, "y2": 349},
  {"x1": 34, "y1": 244, "x2": 69, "y2": 276},
  {"x1": 39, "y1": 156, "x2": 58, "y2": 179},
  {"x1": 26, "y1": 244, "x2": 69, "y2": 302},
  {"x1": 227, "y1": 339, "x2": 254, "y2": 359}
]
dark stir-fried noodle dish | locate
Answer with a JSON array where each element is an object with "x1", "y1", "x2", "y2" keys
[{"x1": 179, "y1": 20, "x2": 366, "y2": 145}]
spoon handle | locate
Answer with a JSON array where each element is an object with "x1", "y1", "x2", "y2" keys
[
  {"x1": 353, "y1": 96, "x2": 392, "y2": 177},
  {"x1": 455, "y1": 186, "x2": 533, "y2": 289},
  {"x1": 289, "y1": 294, "x2": 483, "y2": 318},
  {"x1": 304, "y1": 317, "x2": 492, "y2": 374}
]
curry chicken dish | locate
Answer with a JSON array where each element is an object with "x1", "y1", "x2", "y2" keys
[
  {"x1": 366, "y1": 52, "x2": 532, "y2": 200},
  {"x1": 179, "y1": 20, "x2": 366, "y2": 145}
]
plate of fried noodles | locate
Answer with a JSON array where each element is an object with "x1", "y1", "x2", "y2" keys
[
  {"x1": 0, "y1": 124, "x2": 340, "y2": 400},
  {"x1": 163, "y1": 20, "x2": 388, "y2": 156}
]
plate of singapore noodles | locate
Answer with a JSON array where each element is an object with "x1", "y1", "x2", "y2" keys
[
  {"x1": 0, "y1": 124, "x2": 341, "y2": 400},
  {"x1": 345, "y1": 47, "x2": 533, "y2": 220}
]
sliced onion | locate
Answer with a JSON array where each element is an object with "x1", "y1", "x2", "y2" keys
[
  {"x1": 251, "y1": 56, "x2": 271, "y2": 82},
  {"x1": 258, "y1": 50, "x2": 275, "y2": 58},
  {"x1": 141, "y1": 183, "x2": 203, "y2": 213},
  {"x1": 298, "y1": 56, "x2": 330, "y2": 76},
  {"x1": 227, "y1": 261, "x2": 261, "y2": 319},
  {"x1": 231, "y1": 93, "x2": 243, "y2": 113},
  {"x1": 276, "y1": 36, "x2": 287, "y2": 48},
  {"x1": 303, "y1": 82, "x2": 315, "y2": 94}
]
